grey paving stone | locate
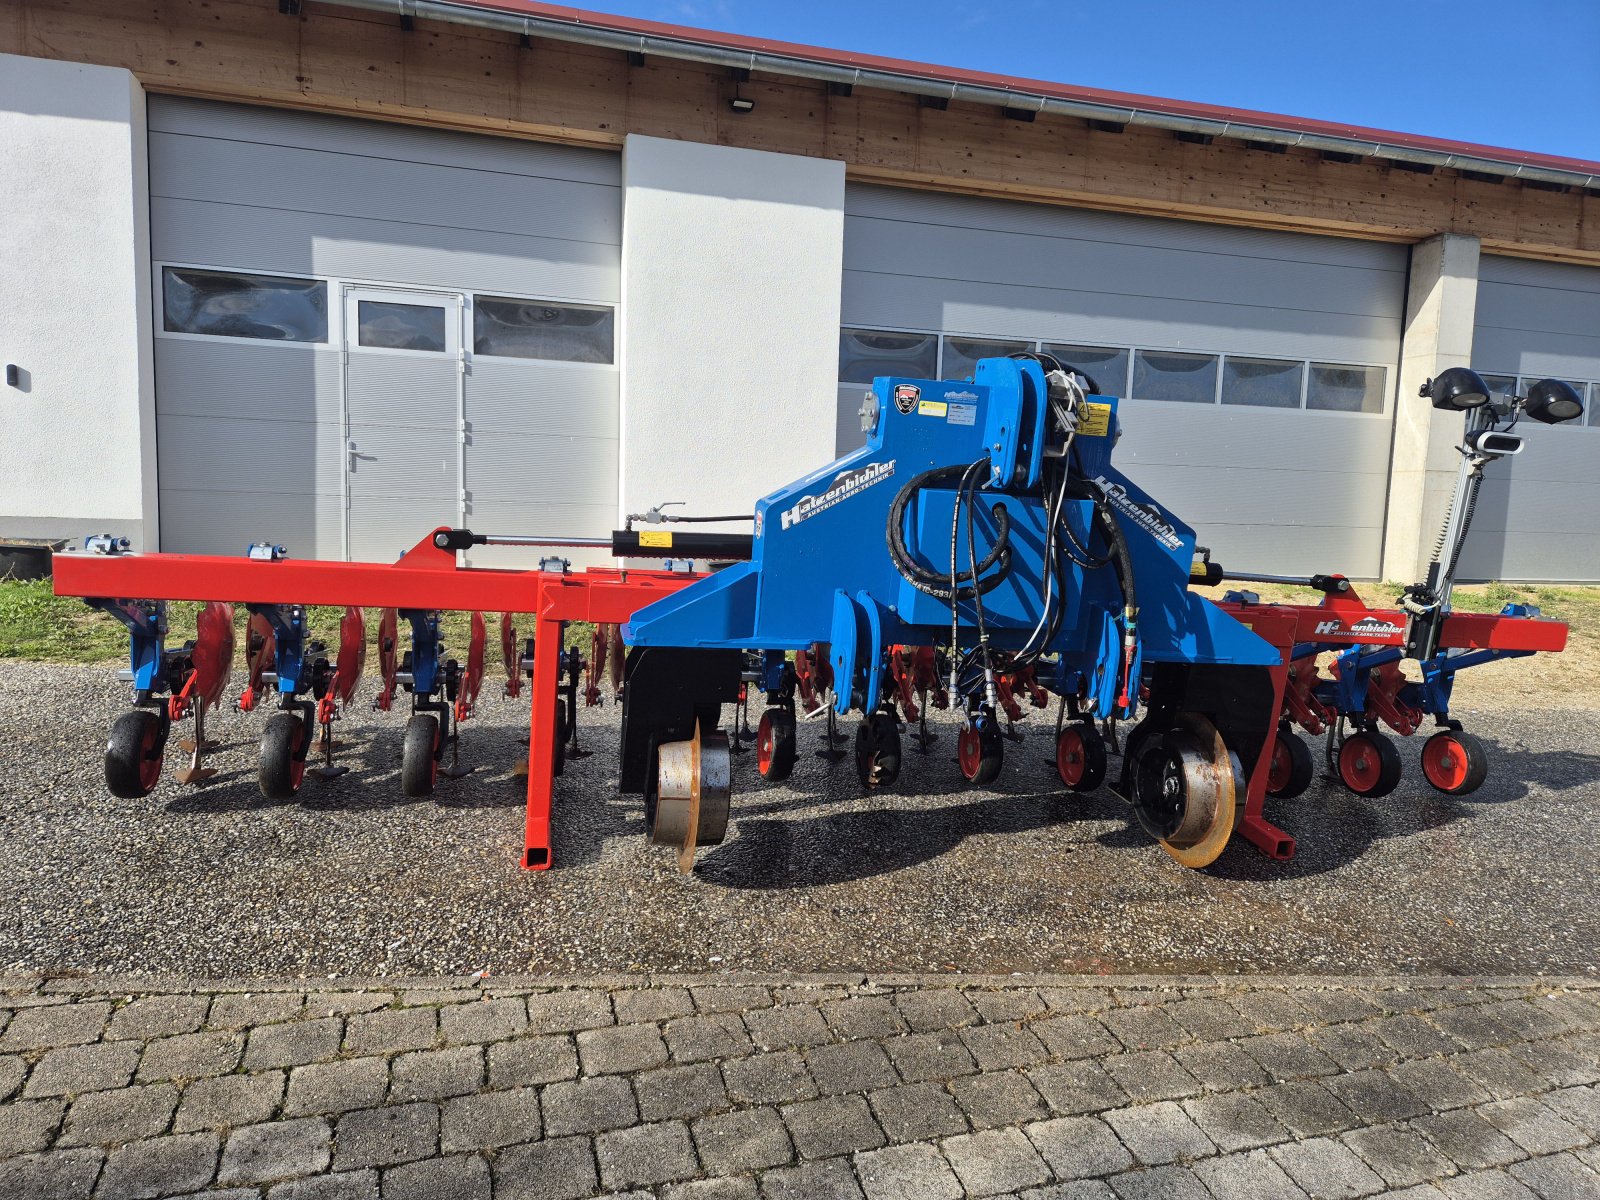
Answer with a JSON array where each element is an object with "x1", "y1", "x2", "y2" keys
[
  {"x1": 1506, "y1": 1152, "x2": 1600, "y2": 1198},
  {"x1": 1103, "y1": 1051, "x2": 1203, "y2": 1103},
  {"x1": 543, "y1": 1074, "x2": 639, "y2": 1135},
  {"x1": 691, "y1": 985, "x2": 772, "y2": 1014},
  {"x1": 218, "y1": 1117, "x2": 333, "y2": 1185},
  {"x1": 635, "y1": 1062, "x2": 729, "y2": 1122},
  {"x1": 1165, "y1": 998, "x2": 1255, "y2": 1042},
  {"x1": 438, "y1": 1086, "x2": 539, "y2": 1152},
  {"x1": 596, "y1": 1119, "x2": 700, "y2": 1188},
  {"x1": 968, "y1": 989, "x2": 1048, "y2": 1023},
  {"x1": 806, "y1": 1039, "x2": 900, "y2": 1095},
  {"x1": 1309, "y1": 1023, "x2": 1393, "y2": 1072},
  {"x1": 942, "y1": 1126, "x2": 1050, "y2": 1196},
  {"x1": 1256, "y1": 1080, "x2": 1362, "y2": 1138},
  {"x1": 138, "y1": 1031, "x2": 244, "y2": 1082},
  {"x1": 869, "y1": 1082, "x2": 968, "y2": 1142},
  {"x1": 343, "y1": 1008, "x2": 437, "y2": 1056},
  {"x1": 761, "y1": 1156, "x2": 866, "y2": 1200},
  {"x1": 0, "y1": 1098, "x2": 65, "y2": 1155},
  {"x1": 668, "y1": 1012, "x2": 754, "y2": 1063},
  {"x1": 1388, "y1": 1057, "x2": 1495, "y2": 1111},
  {"x1": 244, "y1": 1018, "x2": 345, "y2": 1070},
  {"x1": 744, "y1": 1005, "x2": 835, "y2": 1051},
  {"x1": 0, "y1": 1054, "x2": 22, "y2": 1101},
  {"x1": 305, "y1": 992, "x2": 387, "y2": 1018},
  {"x1": 1106, "y1": 1164, "x2": 1213, "y2": 1199},
  {"x1": 1174, "y1": 1041, "x2": 1272, "y2": 1092},
  {"x1": 1192, "y1": 1149, "x2": 1308, "y2": 1200},
  {"x1": 438, "y1": 997, "x2": 525, "y2": 1044},
  {"x1": 1293, "y1": 990, "x2": 1386, "y2": 1026},
  {"x1": 1379, "y1": 1187, "x2": 1450, "y2": 1200},
  {"x1": 332, "y1": 1102, "x2": 437, "y2": 1170},
  {"x1": 266, "y1": 1167, "x2": 380, "y2": 1198},
  {"x1": 1182, "y1": 1091, "x2": 1290, "y2": 1152},
  {"x1": 782, "y1": 1094, "x2": 885, "y2": 1159},
  {"x1": 494, "y1": 1135, "x2": 598, "y2": 1200},
  {"x1": 109, "y1": 995, "x2": 210, "y2": 1041},
  {"x1": 1231, "y1": 990, "x2": 1315, "y2": 1033},
  {"x1": 486, "y1": 1033, "x2": 577, "y2": 1088},
  {"x1": 1324, "y1": 1068, "x2": 1431, "y2": 1123},
  {"x1": 822, "y1": 997, "x2": 907, "y2": 1040},
  {"x1": 1414, "y1": 1108, "x2": 1527, "y2": 1169},
  {"x1": 614, "y1": 986, "x2": 693, "y2": 1024},
  {"x1": 723, "y1": 1049, "x2": 818, "y2": 1105},
  {"x1": 895, "y1": 989, "x2": 980, "y2": 1033},
  {"x1": 526, "y1": 988, "x2": 614, "y2": 1034},
  {"x1": 1437, "y1": 1168, "x2": 1540, "y2": 1198},
  {"x1": 578, "y1": 1022, "x2": 669, "y2": 1076},
  {"x1": 59, "y1": 1081, "x2": 176, "y2": 1146},
  {"x1": 1478, "y1": 1097, "x2": 1587, "y2": 1155},
  {"x1": 695, "y1": 1105, "x2": 793, "y2": 1174},
  {"x1": 854, "y1": 1142, "x2": 963, "y2": 1200},
  {"x1": 390, "y1": 1045, "x2": 482, "y2": 1101},
  {"x1": 1024, "y1": 1114, "x2": 1134, "y2": 1179},
  {"x1": 1477, "y1": 1000, "x2": 1568, "y2": 1043},
  {"x1": 1506, "y1": 1039, "x2": 1600, "y2": 1090},
  {"x1": 1541, "y1": 1085, "x2": 1600, "y2": 1138},
  {"x1": 1239, "y1": 1032, "x2": 1342, "y2": 1082},
  {"x1": 22, "y1": 1041, "x2": 138, "y2": 1097},
  {"x1": 1371, "y1": 1014, "x2": 1466, "y2": 1058},
  {"x1": 381, "y1": 1153, "x2": 490, "y2": 1200},
  {"x1": 0, "y1": 1002, "x2": 110, "y2": 1053},
  {"x1": 961, "y1": 1021, "x2": 1049, "y2": 1071},
  {"x1": 1431, "y1": 1006, "x2": 1518, "y2": 1051},
  {"x1": 0, "y1": 1148, "x2": 105, "y2": 1200},
  {"x1": 1453, "y1": 1049, "x2": 1550, "y2": 1101},
  {"x1": 950, "y1": 1069, "x2": 1050, "y2": 1129},
  {"x1": 1028, "y1": 1059, "x2": 1129, "y2": 1115},
  {"x1": 1342, "y1": 1123, "x2": 1456, "y2": 1188},
  {"x1": 662, "y1": 1178, "x2": 760, "y2": 1200},
  {"x1": 1034, "y1": 1014, "x2": 1124, "y2": 1061},
  {"x1": 1105, "y1": 1101, "x2": 1216, "y2": 1165},
  {"x1": 209, "y1": 993, "x2": 305, "y2": 1030},
  {"x1": 1269, "y1": 1136, "x2": 1387, "y2": 1199},
  {"x1": 98, "y1": 1132, "x2": 219, "y2": 1199},
  {"x1": 175, "y1": 1070, "x2": 285, "y2": 1131},
  {"x1": 168, "y1": 1190, "x2": 261, "y2": 1200},
  {"x1": 284, "y1": 1058, "x2": 390, "y2": 1117},
  {"x1": 884, "y1": 1031, "x2": 978, "y2": 1083},
  {"x1": 1019, "y1": 1181, "x2": 1119, "y2": 1200},
  {"x1": 1101, "y1": 1006, "x2": 1189, "y2": 1052}
]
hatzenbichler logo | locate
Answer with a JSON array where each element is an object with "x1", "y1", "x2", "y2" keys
[
  {"x1": 1093, "y1": 477, "x2": 1182, "y2": 550},
  {"x1": 780, "y1": 461, "x2": 897, "y2": 530}
]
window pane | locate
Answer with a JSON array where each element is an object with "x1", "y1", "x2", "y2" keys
[
  {"x1": 1480, "y1": 373, "x2": 1517, "y2": 398},
  {"x1": 1131, "y1": 350, "x2": 1218, "y2": 404},
  {"x1": 358, "y1": 301, "x2": 446, "y2": 352},
  {"x1": 1307, "y1": 363, "x2": 1386, "y2": 413},
  {"x1": 1043, "y1": 343, "x2": 1129, "y2": 395},
  {"x1": 1222, "y1": 356, "x2": 1304, "y2": 408},
  {"x1": 838, "y1": 328, "x2": 938, "y2": 383},
  {"x1": 942, "y1": 336, "x2": 1031, "y2": 379},
  {"x1": 163, "y1": 267, "x2": 327, "y2": 342},
  {"x1": 474, "y1": 297, "x2": 614, "y2": 363},
  {"x1": 1590, "y1": 384, "x2": 1599, "y2": 427}
]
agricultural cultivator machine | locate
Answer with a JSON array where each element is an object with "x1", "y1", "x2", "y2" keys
[{"x1": 54, "y1": 360, "x2": 1575, "y2": 872}]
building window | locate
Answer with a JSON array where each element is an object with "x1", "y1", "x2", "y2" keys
[
  {"x1": 838, "y1": 328, "x2": 938, "y2": 383},
  {"x1": 163, "y1": 267, "x2": 328, "y2": 343},
  {"x1": 1043, "y1": 344, "x2": 1130, "y2": 395},
  {"x1": 474, "y1": 297, "x2": 615, "y2": 364},
  {"x1": 1132, "y1": 350, "x2": 1219, "y2": 404},
  {"x1": 1480, "y1": 373, "x2": 1518, "y2": 399},
  {"x1": 1307, "y1": 363, "x2": 1386, "y2": 413},
  {"x1": 942, "y1": 336, "x2": 1031, "y2": 379},
  {"x1": 1222, "y1": 356, "x2": 1304, "y2": 408},
  {"x1": 357, "y1": 300, "x2": 447, "y2": 353}
]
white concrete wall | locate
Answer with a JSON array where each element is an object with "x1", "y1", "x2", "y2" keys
[
  {"x1": 0, "y1": 54, "x2": 155, "y2": 550},
  {"x1": 619, "y1": 134, "x2": 844, "y2": 531}
]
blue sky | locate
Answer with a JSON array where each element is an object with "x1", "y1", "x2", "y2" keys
[{"x1": 590, "y1": 0, "x2": 1600, "y2": 161}]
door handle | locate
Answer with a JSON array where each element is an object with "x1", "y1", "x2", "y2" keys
[{"x1": 348, "y1": 441, "x2": 377, "y2": 470}]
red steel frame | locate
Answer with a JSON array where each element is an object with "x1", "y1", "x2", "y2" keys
[{"x1": 52, "y1": 531, "x2": 698, "y2": 871}]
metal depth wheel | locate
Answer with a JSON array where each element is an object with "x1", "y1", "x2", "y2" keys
[
  {"x1": 258, "y1": 711, "x2": 309, "y2": 801},
  {"x1": 1336, "y1": 729, "x2": 1403, "y2": 798},
  {"x1": 652, "y1": 721, "x2": 732, "y2": 873},
  {"x1": 106, "y1": 710, "x2": 167, "y2": 799},
  {"x1": 1421, "y1": 729, "x2": 1489, "y2": 796},
  {"x1": 855, "y1": 712, "x2": 902, "y2": 788},
  {"x1": 756, "y1": 707, "x2": 797, "y2": 782},
  {"x1": 1266, "y1": 728, "x2": 1315, "y2": 799},
  {"x1": 957, "y1": 720, "x2": 1003, "y2": 785},
  {"x1": 401, "y1": 713, "x2": 441, "y2": 798},
  {"x1": 1129, "y1": 711, "x2": 1240, "y2": 869},
  {"x1": 1056, "y1": 724, "x2": 1107, "y2": 794}
]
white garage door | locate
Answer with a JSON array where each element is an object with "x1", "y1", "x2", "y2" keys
[
  {"x1": 838, "y1": 185, "x2": 1407, "y2": 578},
  {"x1": 149, "y1": 97, "x2": 620, "y2": 564},
  {"x1": 1466, "y1": 255, "x2": 1600, "y2": 582}
]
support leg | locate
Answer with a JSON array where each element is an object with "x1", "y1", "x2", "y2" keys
[
  {"x1": 1236, "y1": 612, "x2": 1298, "y2": 861},
  {"x1": 522, "y1": 613, "x2": 563, "y2": 870}
]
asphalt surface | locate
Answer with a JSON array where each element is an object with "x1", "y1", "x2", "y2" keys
[{"x1": 0, "y1": 662, "x2": 1597, "y2": 979}]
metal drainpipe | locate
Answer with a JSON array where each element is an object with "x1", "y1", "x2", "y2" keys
[{"x1": 326, "y1": 0, "x2": 1598, "y2": 192}]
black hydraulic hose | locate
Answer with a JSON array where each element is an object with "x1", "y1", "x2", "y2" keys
[
  {"x1": 1443, "y1": 468, "x2": 1485, "y2": 583},
  {"x1": 887, "y1": 463, "x2": 1013, "y2": 600}
]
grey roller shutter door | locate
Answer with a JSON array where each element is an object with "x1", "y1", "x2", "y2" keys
[
  {"x1": 839, "y1": 185, "x2": 1407, "y2": 578},
  {"x1": 148, "y1": 96, "x2": 620, "y2": 563}
]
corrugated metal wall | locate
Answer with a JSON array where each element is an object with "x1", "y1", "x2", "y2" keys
[
  {"x1": 148, "y1": 96, "x2": 621, "y2": 562},
  {"x1": 1466, "y1": 255, "x2": 1600, "y2": 582},
  {"x1": 838, "y1": 184, "x2": 1408, "y2": 577}
]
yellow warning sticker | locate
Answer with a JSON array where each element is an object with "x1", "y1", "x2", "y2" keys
[
  {"x1": 638, "y1": 530, "x2": 673, "y2": 548},
  {"x1": 917, "y1": 399, "x2": 948, "y2": 418},
  {"x1": 1078, "y1": 402, "x2": 1112, "y2": 438}
]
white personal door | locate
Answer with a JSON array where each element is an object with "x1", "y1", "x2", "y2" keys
[{"x1": 341, "y1": 286, "x2": 466, "y2": 561}]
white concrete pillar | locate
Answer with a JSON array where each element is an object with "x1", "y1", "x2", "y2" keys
[
  {"x1": 618, "y1": 134, "x2": 844, "y2": 529},
  {"x1": 0, "y1": 54, "x2": 157, "y2": 550},
  {"x1": 1380, "y1": 233, "x2": 1481, "y2": 583}
]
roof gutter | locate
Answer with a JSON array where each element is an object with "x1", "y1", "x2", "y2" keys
[{"x1": 334, "y1": 0, "x2": 1600, "y2": 191}]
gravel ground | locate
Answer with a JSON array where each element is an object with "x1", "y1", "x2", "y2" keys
[{"x1": 0, "y1": 661, "x2": 1596, "y2": 979}]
